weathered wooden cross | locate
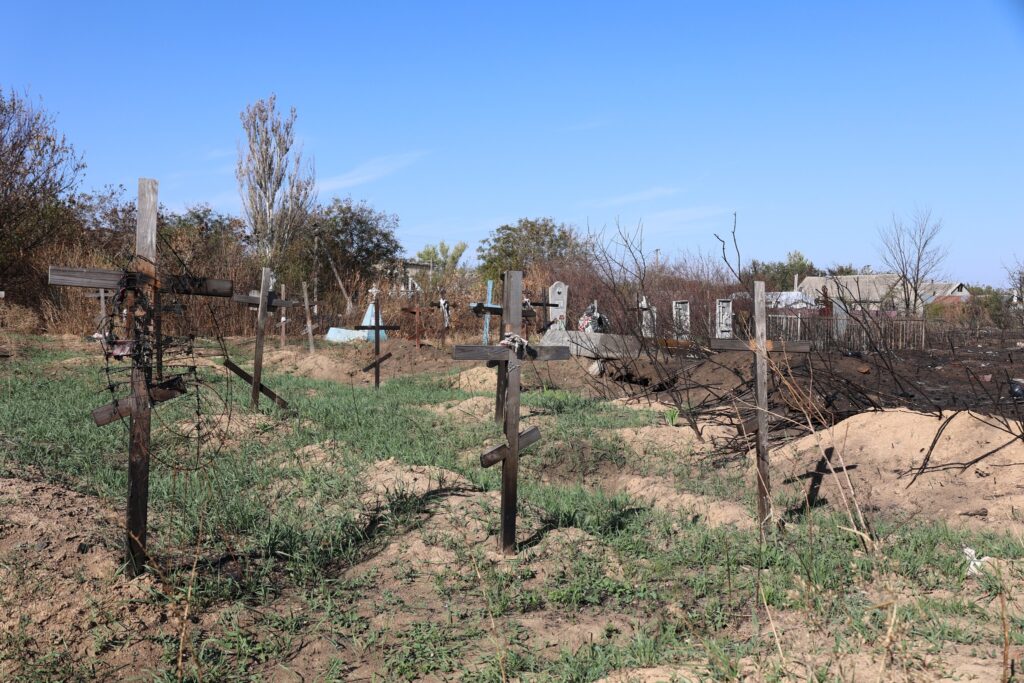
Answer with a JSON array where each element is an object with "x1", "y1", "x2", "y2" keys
[
  {"x1": 356, "y1": 287, "x2": 399, "y2": 389},
  {"x1": 48, "y1": 178, "x2": 234, "y2": 574},
  {"x1": 709, "y1": 281, "x2": 811, "y2": 539},
  {"x1": 230, "y1": 267, "x2": 295, "y2": 408},
  {"x1": 453, "y1": 271, "x2": 570, "y2": 554}
]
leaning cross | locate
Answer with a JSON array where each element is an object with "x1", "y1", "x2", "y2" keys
[
  {"x1": 48, "y1": 178, "x2": 234, "y2": 574},
  {"x1": 229, "y1": 267, "x2": 296, "y2": 408},
  {"x1": 453, "y1": 271, "x2": 570, "y2": 554},
  {"x1": 355, "y1": 286, "x2": 400, "y2": 389},
  {"x1": 709, "y1": 280, "x2": 811, "y2": 540}
]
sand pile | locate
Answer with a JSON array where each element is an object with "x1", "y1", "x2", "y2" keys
[
  {"x1": 607, "y1": 473, "x2": 753, "y2": 530},
  {"x1": 337, "y1": 459, "x2": 632, "y2": 663},
  {"x1": 0, "y1": 478, "x2": 172, "y2": 678},
  {"x1": 454, "y1": 365, "x2": 497, "y2": 393},
  {"x1": 429, "y1": 395, "x2": 523, "y2": 422},
  {"x1": 774, "y1": 408, "x2": 1024, "y2": 533}
]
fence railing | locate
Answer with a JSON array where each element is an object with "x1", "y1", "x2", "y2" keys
[{"x1": 766, "y1": 314, "x2": 986, "y2": 351}]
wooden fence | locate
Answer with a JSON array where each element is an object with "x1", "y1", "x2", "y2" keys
[{"x1": 766, "y1": 313, "x2": 982, "y2": 351}]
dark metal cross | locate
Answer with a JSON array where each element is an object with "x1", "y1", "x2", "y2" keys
[
  {"x1": 356, "y1": 287, "x2": 399, "y2": 389},
  {"x1": 453, "y1": 271, "x2": 569, "y2": 555}
]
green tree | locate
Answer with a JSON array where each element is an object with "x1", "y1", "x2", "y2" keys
[
  {"x1": 416, "y1": 240, "x2": 467, "y2": 281},
  {"x1": 746, "y1": 250, "x2": 821, "y2": 291},
  {"x1": 476, "y1": 217, "x2": 587, "y2": 281},
  {"x1": 287, "y1": 197, "x2": 402, "y2": 314}
]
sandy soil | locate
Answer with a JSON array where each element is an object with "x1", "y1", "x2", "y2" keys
[
  {"x1": 0, "y1": 477, "x2": 173, "y2": 679},
  {"x1": 774, "y1": 408, "x2": 1024, "y2": 535}
]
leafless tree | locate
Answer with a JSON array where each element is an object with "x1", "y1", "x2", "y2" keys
[
  {"x1": 236, "y1": 94, "x2": 316, "y2": 268},
  {"x1": 877, "y1": 209, "x2": 947, "y2": 314},
  {"x1": 0, "y1": 88, "x2": 84, "y2": 292}
]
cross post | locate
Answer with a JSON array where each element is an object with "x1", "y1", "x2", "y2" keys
[
  {"x1": 709, "y1": 280, "x2": 811, "y2": 539},
  {"x1": 47, "y1": 178, "x2": 236, "y2": 574},
  {"x1": 230, "y1": 270, "x2": 296, "y2": 408},
  {"x1": 355, "y1": 288, "x2": 400, "y2": 389},
  {"x1": 453, "y1": 271, "x2": 570, "y2": 554},
  {"x1": 302, "y1": 281, "x2": 315, "y2": 354}
]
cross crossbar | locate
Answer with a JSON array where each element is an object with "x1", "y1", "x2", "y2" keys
[
  {"x1": 231, "y1": 292, "x2": 296, "y2": 308},
  {"x1": 361, "y1": 352, "x2": 393, "y2": 373},
  {"x1": 468, "y1": 302, "x2": 538, "y2": 318},
  {"x1": 91, "y1": 376, "x2": 187, "y2": 426},
  {"x1": 49, "y1": 266, "x2": 233, "y2": 297},
  {"x1": 480, "y1": 426, "x2": 541, "y2": 467}
]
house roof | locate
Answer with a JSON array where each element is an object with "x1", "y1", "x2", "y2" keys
[{"x1": 797, "y1": 274, "x2": 967, "y2": 307}]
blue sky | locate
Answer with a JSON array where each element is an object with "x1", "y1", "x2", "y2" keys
[{"x1": 4, "y1": 1, "x2": 1022, "y2": 284}]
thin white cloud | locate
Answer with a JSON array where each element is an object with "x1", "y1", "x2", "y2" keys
[
  {"x1": 592, "y1": 186, "x2": 681, "y2": 208},
  {"x1": 318, "y1": 151, "x2": 427, "y2": 193},
  {"x1": 204, "y1": 147, "x2": 235, "y2": 161}
]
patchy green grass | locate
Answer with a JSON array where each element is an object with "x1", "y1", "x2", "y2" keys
[{"x1": 1, "y1": 339, "x2": 1022, "y2": 681}]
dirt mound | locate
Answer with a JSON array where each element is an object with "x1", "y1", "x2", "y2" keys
[
  {"x1": 338, "y1": 459, "x2": 633, "y2": 669},
  {"x1": 171, "y1": 411, "x2": 287, "y2": 450},
  {"x1": 429, "y1": 395, "x2": 526, "y2": 423},
  {"x1": 615, "y1": 425, "x2": 705, "y2": 460},
  {"x1": 455, "y1": 365, "x2": 497, "y2": 393},
  {"x1": 358, "y1": 458, "x2": 473, "y2": 511},
  {"x1": 609, "y1": 474, "x2": 753, "y2": 530},
  {"x1": 774, "y1": 409, "x2": 1024, "y2": 533},
  {"x1": 596, "y1": 667, "x2": 703, "y2": 683},
  {"x1": 0, "y1": 478, "x2": 171, "y2": 678}
]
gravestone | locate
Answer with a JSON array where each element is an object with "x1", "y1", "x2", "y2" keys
[
  {"x1": 716, "y1": 298, "x2": 734, "y2": 339},
  {"x1": 639, "y1": 296, "x2": 656, "y2": 338},
  {"x1": 672, "y1": 300, "x2": 690, "y2": 339},
  {"x1": 547, "y1": 281, "x2": 568, "y2": 331}
]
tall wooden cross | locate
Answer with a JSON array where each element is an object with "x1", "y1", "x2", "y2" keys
[
  {"x1": 709, "y1": 280, "x2": 811, "y2": 539},
  {"x1": 48, "y1": 178, "x2": 234, "y2": 574},
  {"x1": 356, "y1": 287, "x2": 399, "y2": 389},
  {"x1": 230, "y1": 267, "x2": 295, "y2": 408},
  {"x1": 453, "y1": 271, "x2": 570, "y2": 554}
]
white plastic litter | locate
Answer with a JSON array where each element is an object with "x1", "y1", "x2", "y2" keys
[{"x1": 963, "y1": 547, "x2": 991, "y2": 577}]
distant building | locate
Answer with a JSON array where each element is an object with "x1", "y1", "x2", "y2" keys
[{"x1": 796, "y1": 274, "x2": 969, "y2": 314}]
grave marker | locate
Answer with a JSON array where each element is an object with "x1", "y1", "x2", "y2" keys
[
  {"x1": 453, "y1": 271, "x2": 570, "y2": 554},
  {"x1": 230, "y1": 269, "x2": 296, "y2": 408},
  {"x1": 547, "y1": 281, "x2": 568, "y2": 331},
  {"x1": 356, "y1": 287, "x2": 400, "y2": 389},
  {"x1": 715, "y1": 298, "x2": 734, "y2": 339},
  {"x1": 710, "y1": 281, "x2": 811, "y2": 539},
  {"x1": 638, "y1": 295, "x2": 657, "y2": 338},
  {"x1": 48, "y1": 178, "x2": 235, "y2": 574},
  {"x1": 672, "y1": 300, "x2": 690, "y2": 339}
]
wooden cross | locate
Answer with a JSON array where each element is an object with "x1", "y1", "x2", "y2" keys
[
  {"x1": 453, "y1": 271, "x2": 570, "y2": 554},
  {"x1": 709, "y1": 280, "x2": 811, "y2": 539},
  {"x1": 401, "y1": 305, "x2": 426, "y2": 349},
  {"x1": 355, "y1": 287, "x2": 399, "y2": 389},
  {"x1": 48, "y1": 178, "x2": 234, "y2": 574},
  {"x1": 230, "y1": 267, "x2": 296, "y2": 408},
  {"x1": 301, "y1": 280, "x2": 316, "y2": 354}
]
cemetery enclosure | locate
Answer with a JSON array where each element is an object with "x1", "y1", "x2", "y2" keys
[
  {"x1": 3, "y1": 183, "x2": 1024, "y2": 682},
  {"x1": 4, "y1": 321, "x2": 1024, "y2": 680}
]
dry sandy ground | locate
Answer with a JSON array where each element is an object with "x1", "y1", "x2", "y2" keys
[
  {"x1": 0, "y1": 477, "x2": 175, "y2": 679},
  {"x1": 774, "y1": 408, "x2": 1024, "y2": 536}
]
